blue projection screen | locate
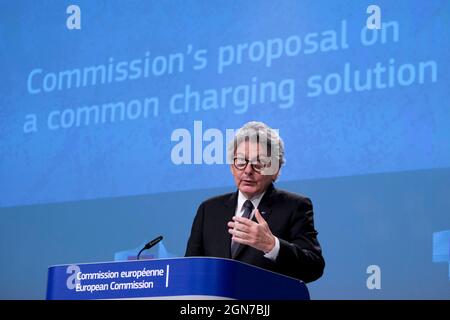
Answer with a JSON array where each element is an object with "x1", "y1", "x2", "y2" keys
[{"x1": 0, "y1": 0, "x2": 449, "y2": 299}]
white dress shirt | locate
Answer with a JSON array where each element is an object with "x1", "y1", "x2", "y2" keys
[{"x1": 235, "y1": 190, "x2": 280, "y2": 261}]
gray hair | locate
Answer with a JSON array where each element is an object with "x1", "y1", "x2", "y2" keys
[{"x1": 227, "y1": 121, "x2": 285, "y2": 173}]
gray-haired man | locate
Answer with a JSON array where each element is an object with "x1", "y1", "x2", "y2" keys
[{"x1": 186, "y1": 121, "x2": 324, "y2": 283}]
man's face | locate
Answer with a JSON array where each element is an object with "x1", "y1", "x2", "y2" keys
[{"x1": 231, "y1": 141, "x2": 279, "y2": 199}]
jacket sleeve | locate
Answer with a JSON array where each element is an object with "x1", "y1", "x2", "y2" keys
[
  {"x1": 276, "y1": 197, "x2": 325, "y2": 283},
  {"x1": 185, "y1": 202, "x2": 205, "y2": 257}
]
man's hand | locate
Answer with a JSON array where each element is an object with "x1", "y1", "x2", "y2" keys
[{"x1": 228, "y1": 209, "x2": 276, "y2": 253}]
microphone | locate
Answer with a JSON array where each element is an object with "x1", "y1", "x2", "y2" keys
[{"x1": 137, "y1": 235, "x2": 163, "y2": 260}]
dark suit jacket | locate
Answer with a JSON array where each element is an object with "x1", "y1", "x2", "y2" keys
[{"x1": 185, "y1": 184, "x2": 325, "y2": 283}]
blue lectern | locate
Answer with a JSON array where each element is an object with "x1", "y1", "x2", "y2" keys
[{"x1": 46, "y1": 257, "x2": 309, "y2": 300}]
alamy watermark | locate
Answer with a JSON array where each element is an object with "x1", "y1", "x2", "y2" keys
[{"x1": 170, "y1": 121, "x2": 282, "y2": 175}]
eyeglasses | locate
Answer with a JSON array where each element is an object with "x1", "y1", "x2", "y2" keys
[{"x1": 233, "y1": 157, "x2": 271, "y2": 173}]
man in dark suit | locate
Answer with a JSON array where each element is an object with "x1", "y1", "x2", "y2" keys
[{"x1": 185, "y1": 122, "x2": 324, "y2": 283}]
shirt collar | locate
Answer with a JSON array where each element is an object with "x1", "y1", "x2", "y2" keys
[{"x1": 237, "y1": 190, "x2": 266, "y2": 213}]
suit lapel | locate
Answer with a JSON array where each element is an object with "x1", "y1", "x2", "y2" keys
[
  {"x1": 223, "y1": 191, "x2": 238, "y2": 258},
  {"x1": 256, "y1": 185, "x2": 274, "y2": 222}
]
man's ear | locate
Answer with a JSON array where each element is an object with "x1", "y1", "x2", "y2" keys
[{"x1": 272, "y1": 169, "x2": 281, "y2": 182}]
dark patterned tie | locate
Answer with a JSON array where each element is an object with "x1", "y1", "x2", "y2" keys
[{"x1": 231, "y1": 200, "x2": 254, "y2": 259}]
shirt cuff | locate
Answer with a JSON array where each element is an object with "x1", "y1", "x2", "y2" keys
[{"x1": 263, "y1": 236, "x2": 280, "y2": 261}]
